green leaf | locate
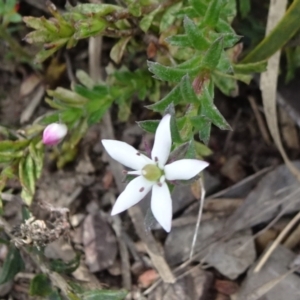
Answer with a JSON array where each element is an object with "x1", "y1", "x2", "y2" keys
[
  {"x1": 19, "y1": 155, "x2": 36, "y2": 205},
  {"x1": 202, "y1": 0, "x2": 225, "y2": 28},
  {"x1": 68, "y1": 3, "x2": 121, "y2": 16},
  {"x1": 170, "y1": 116, "x2": 182, "y2": 143},
  {"x1": 194, "y1": 141, "x2": 213, "y2": 157},
  {"x1": 29, "y1": 142, "x2": 44, "y2": 180},
  {"x1": 137, "y1": 120, "x2": 159, "y2": 133},
  {"x1": 80, "y1": 289, "x2": 127, "y2": 300},
  {"x1": 147, "y1": 61, "x2": 191, "y2": 83},
  {"x1": 165, "y1": 34, "x2": 191, "y2": 47},
  {"x1": 212, "y1": 72, "x2": 238, "y2": 96},
  {"x1": 184, "y1": 16, "x2": 209, "y2": 51},
  {"x1": 190, "y1": 117, "x2": 211, "y2": 145},
  {"x1": 233, "y1": 60, "x2": 267, "y2": 74},
  {"x1": 147, "y1": 61, "x2": 201, "y2": 83},
  {"x1": 139, "y1": 5, "x2": 161, "y2": 32},
  {"x1": 239, "y1": 0, "x2": 251, "y2": 18},
  {"x1": 160, "y1": 2, "x2": 182, "y2": 32},
  {"x1": 180, "y1": 74, "x2": 199, "y2": 104},
  {"x1": 110, "y1": 37, "x2": 131, "y2": 64},
  {"x1": 146, "y1": 84, "x2": 181, "y2": 112},
  {"x1": 201, "y1": 37, "x2": 224, "y2": 71},
  {"x1": 49, "y1": 253, "x2": 80, "y2": 274},
  {"x1": 200, "y1": 87, "x2": 231, "y2": 130},
  {"x1": 189, "y1": 0, "x2": 207, "y2": 16},
  {"x1": 0, "y1": 246, "x2": 25, "y2": 284},
  {"x1": 47, "y1": 88, "x2": 88, "y2": 106},
  {"x1": 0, "y1": 140, "x2": 30, "y2": 152},
  {"x1": 30, "y1": 274, "x2": 53, "y2": 297},
  {"x1": 242, "y1": 0, "x2": 300, "y2": 63}
]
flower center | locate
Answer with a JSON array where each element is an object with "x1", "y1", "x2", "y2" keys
[{"x1": 142, "y1": 164, "x2": 162, "y2": 182}]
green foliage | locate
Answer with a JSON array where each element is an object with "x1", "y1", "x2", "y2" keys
[
  {"x1": 242, "y1": 0, "x2": 300, "y2": 63},
  {"x1": 30, "y1": 274, "x2": 58, "y2": 298},
  {"x1": 79, "y1": 289, "x2": 127, "y2": 300},
  {"x1": 0, "y1": 246, "x2": 25, "y2": 284},
  {"x1": 49, "y1": 253, "x2": 81, "y2": 274},
  {"x1": 0, "y1": 0, "x2": 22, "y2": 26}
]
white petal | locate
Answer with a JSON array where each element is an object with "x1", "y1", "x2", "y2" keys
[
  {"x1": 151, "y1": 182, "x2": 172, "y2": 232},
  {"x1": 127, "y1": 170, "x2": 142, "y2": 175},
  {"x1": 164, "y1": 159, "x2": 209, "y2": 181},
  {"x1": 111, "y1": 176, "x2": 153, "y2": 215},
  {"x1": 102, "y1": 139, "x2": 153, "y2": 170},
  {"x1": 151, "y1": 114, "x2": 172, "y2": 168}
]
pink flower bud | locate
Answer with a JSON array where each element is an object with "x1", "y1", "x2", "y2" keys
[{"x1": 42, "y1": 123, "x2": 68, "y2": 145}]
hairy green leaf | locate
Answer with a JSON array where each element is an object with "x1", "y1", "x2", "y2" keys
[
  {"x1": 180, "y1": 74, "x2": 199, "y2": 104},
  {"x1": 137, "y1": 120, "x2": 159, "y2": 133},
  {"x1": 146, "y1": 84, "x2": 181, "y2": 112},
  {"x1": 201, "y1": 37, "x2": 224, "y2": 70},
  {"x1": 184, "y1": 16, "x2": 209, "y2": 51}
]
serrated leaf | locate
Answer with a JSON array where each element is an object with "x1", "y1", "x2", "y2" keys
[
  {"x1": 180, "y1": 74, "x2": 199, "y2": 104},
  {"x1": 184, "y1": 16, "x2": 210, "y2": 51},
  {"x1": 200, "y1": 87, "x2": 231, "y2": 130},
  {"x1": 233, "y1": 60, "x2": 267, "y2": 74},
  {"x1": 80, "y1": 289, "x2": 127, "y2": 300},
  {"x1": 137, "y1": 120, "x2": 159, "y2": 133},
  {"x1": 146, "y1": 84, "x2": 181, "y2": 112},
  {"x1": 201, "y1": 37, "x2": 224, "y2": 71},
  {"x1": 0, "y1": 246, "x2": 25, "y2": 284},
  {"x1": 202, "y1": 0, "x2": 225, "y2": 28}
]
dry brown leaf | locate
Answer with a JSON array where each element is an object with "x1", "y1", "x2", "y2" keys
[
  {"x1": 214, "y1": 280, "x2": 239, "y2": 295},
  {"x1": 260, "y1": 0, "x2": 300, "y2": 181},
  {"x1": 20, "y1": 74, "x2": 41, "y2": 98},
  {"x1": 138, "y1": 269, "x2": 159, "y2": 288}
]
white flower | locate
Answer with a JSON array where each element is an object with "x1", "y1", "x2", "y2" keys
[
  {"x1": 102, "y1": 114, "x2": 209, "y2": 232},
  {"x1": 42, "y1": 123, "x2": 68, "y2": 145}
]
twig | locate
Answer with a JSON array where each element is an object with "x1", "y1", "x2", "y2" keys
[
  {"x1": 20, "y1": 85, "x2": 45, "y2": 124},
  {"x1": 189, "y1": 177, "x2": 205, "y2": 259},
  {"x1": 109, "y1": 202, "x2": 132, "y2": 290},
  {"x1": 88, "y1": 34, "x2": 133, "y2": 289},
  {"x1": 248, "y1": 96, "x2": 271, "y2": 145},
  {"x1": 254, "y1": 210, "x2": 300, "y2": 273},
  {"x1": 246, "y1": 265, "x2": 300, "y2": 300}
]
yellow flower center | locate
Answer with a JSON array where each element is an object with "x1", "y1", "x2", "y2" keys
[{"x1": 142, "y1": 164, "x2": 162, "y2": 182}]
